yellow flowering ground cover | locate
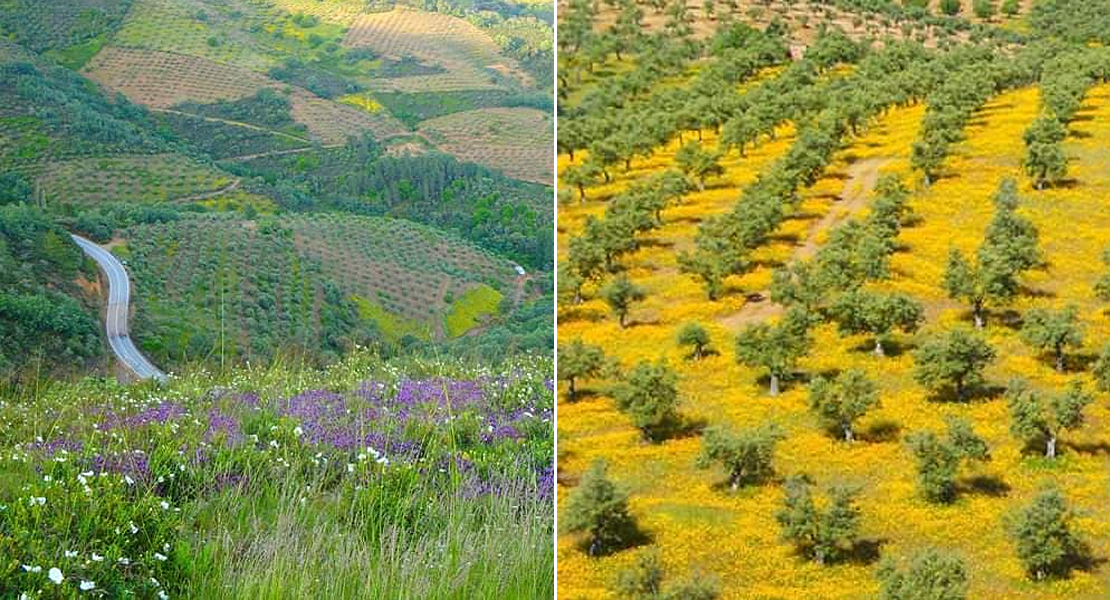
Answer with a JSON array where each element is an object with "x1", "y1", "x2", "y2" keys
[{"x1": 558, "y1": 82, "x2": 1110, "y2": 598}]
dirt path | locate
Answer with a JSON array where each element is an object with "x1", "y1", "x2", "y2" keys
[
  {"x1": 226, "y1": 144, "x2": 343, "y2": 161},
  {"x1": 716, "y1": 156, "x2": 892, "y2": 330},
  {"x1": 176, "y1": 179, "x2": 241, "y2": 202},
  {"x1": 151, "y1": 108, "x2": 314, "y2": 144}
]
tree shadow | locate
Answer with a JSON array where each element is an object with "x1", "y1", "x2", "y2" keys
[
  {"x1": 859, "y1": 419, "x2": 901, "y2": 444},
  {"x1": 958, "y1": 474, "x2": 1010, "y2": 498},
  {"x1": 636, "y1": 238, "x2": 674, "y2": 250},
  {"x1": 844, "y1": 538, "x2": 886, "y2": 566},
  {"x1": 1070, "y1": 352, "x2": 1100, "y2": 372},
  {"x1": 1065, "y1": 440, "x2": 1110, "y2": 456},
  {"x1": 558, "y1": 306, "x2": 609, "y2": 323},
  {"x1": 748, "y1": 257, "x2": 787, "y2": 270},
  {"x1": 576, "y1": 526, "x2": 654, "y2": 558},
  {"x1": 1018, "y1": 285, "x2": 1057, "y2": 299},
  {"x1": 995, "y1": 308, "x2": 1023, "y2": 331},
  {"x1": 849, "y1": 338, "x2": 913, "y2": 357},
  {"x1": 646, "y1": 415, "x2": 707, "y2": 443},
  {"x1": 925, "y1": 382, "x2": 1004, "y2": 404},
  {"x1": 1070, "y1": 129, "x2": 1094, "y2": 139},
  {"x1": 683, "y1": 348, "x2": 721, "y2": 361},
  {"x1": 564, "y1": 389, "x2": 604, "y2": 404}
]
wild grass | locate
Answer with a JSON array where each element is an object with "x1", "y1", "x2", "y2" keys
[{"x1": 0, "y1": 350, "x2": 553, "y2": 598}]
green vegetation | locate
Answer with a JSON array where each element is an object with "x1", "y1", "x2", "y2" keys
[
  {"x1": 0, "y1": 205, "x2": 102, "y2": 380},
  {"x1": 444, "y1": 284, "x2": 502, "y2": 337},
  {"x1": 0, "y1": 351, "x2": 554, "y2": 597}
]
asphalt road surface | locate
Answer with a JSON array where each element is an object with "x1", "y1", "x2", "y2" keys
[{"x1": 71, "y1": 234, "x2": 167, "y2": 382}]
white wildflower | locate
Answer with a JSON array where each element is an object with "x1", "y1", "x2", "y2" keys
[
  {"x1": 21, "y1": 565, "x2": 41, "y2": 573},
  {"x1": 160, "y1": 500, "x2": 170, "y2": 510},
  {"x1": 154, "y1": 553, "x2": 167, "y2": 561},
  {"x1": 48, "y1": 567, "x2": 63, "y2": 584},
  {"x1": 91, "y1": 553, "x2": 104, "y2": 562},
  {"x1": 79, "y1": 580, "x2": 95, "y2": 591}
]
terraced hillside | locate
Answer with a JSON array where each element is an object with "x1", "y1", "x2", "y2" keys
[
  {"x1": 557, "y1": 3, "x2": 1110, "y2": 598},
  {"x1": 120, "y1": 211, "x2": 519, "y2": 367},
  {"x1": 0, "y1": 0, "x2": 553, "y2": 381}
]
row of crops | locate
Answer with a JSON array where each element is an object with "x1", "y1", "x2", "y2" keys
[{"x1": 122, "y1": 212, "x2": 517, "y2": 367}]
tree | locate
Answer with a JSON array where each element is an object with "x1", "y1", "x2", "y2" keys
[
  {"x1": 913, "y1": 327, "x2": 996, "y2": 401},
  {"x1": 973, "y1": 0, "x2": 996, "y2": 20},
  {"x1": 1019, "y1": 306, "x2": 1083, "y2": 372},
  {"x1": 562, "y1": 162, "x2": 602, "y2": 202},
  {"x1": 1023, "y1": 116, "x2": 1068, "y2": 190},
  {"x1": 808, "y1": 369, "x2": 879, "y2": 442},
  {"x1": 558, "y1": 339, "x2": 606, "y2": 399},
  {"x1": 0, "y1": 172, "x2": 32, "y2": 206},
  {"x1": 777, "y1": 475, "x2": 861, "y2": 565},
  {"x1": 677, "y1": 322, "x2": 712, "y2": 360},
  {"x1": 1012, "y1": 487, "x2": 1083, "y2": 580},
  {"x1": 1093, "y1": 247, "x2": 1110, "y2": 301},
  {"x1": 696, "y1": 424, "x2": 783, "y2": 490},
  {"x1": 734, "y1": 308, "x2": 812, "y2": 396},
  {"x1": 1007, "y1": 379, "x2": 1092, "y2": 459},
  {"x1": 561, "y1": 459, "x2": 641, "y2": 556},
  {"x1": 942, "y1": 248, "x2": 993, "y2": 329},
  {"x1": 679, "y1": 215, "x2": 746, "y2": 301},
  {"x1": 675, "y1": 142, "x2": 724, "y2": 191},
  {"x1": 615, "y1": 546, "x2": 721, "y2": 599},
  {"x1": 770, "y1": 261, "x2": 826, "y2": 313},
  {"x1": 983, "y1": 179, "x2": 1042, "y2": 274},
  {"x1": 906, "y1": 417, "x2": 990, "y2": 503},
  {"x1": 1001, "y1": 0, "x2": 1019, "y2": 16},
  {"x1": 613, "y1": 359, "x2": 680, "y2": 440},
  {"x1": 601, "y1": 274, "x2": 645, "y2": 328},
  {"x1": 939, "y1": 0, "x2": 962, "y2": 15},
  {"x1": 878, "y1": 549, "x2": 969, "y2": 600},
  {"x1": 615, "y1": 547, "x2": 663, "y2": 598},
  {"x1": 1092, "y1": 342, "x2": 1110, "y2": 393},
  {"x1": 832, "y1": 290, "x2": 924, "y2": 356}
]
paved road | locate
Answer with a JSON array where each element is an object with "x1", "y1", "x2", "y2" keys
[{"x1": 71, "y1": 234, "x2": 167, "y2": 382}]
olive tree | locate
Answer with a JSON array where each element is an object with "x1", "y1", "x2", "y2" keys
[
  {"x1": 696, "y1": 424, "x2": 783, "y2": 490},
  {"x1": 878, "y1": 549, "x2": 969, "y2": 600},
  {"x1": 1007, "y1": 379, "x2": 1092, "y2": 459},
  {"x1": 1012, "y1": 487, "x2": 1084, "y2": 580},
  {"x1": 913, "y1": 327, "x2": 996, "y2": 401},
  {"x1": 561, "y1": 459, "x2": 641, "y2": 556},
  {"x1": 735, "y1": 308, "x2": 812, "y2": 396},
  {"x1": 1019, "y1": 306, "x2": 1083, "y2": 372},
  {"x1": 777, "y1": 475, "x2": 861, "y2": 565},
  {"x1": 808, "y1": 369, "x2": 879, "y2": 442}
]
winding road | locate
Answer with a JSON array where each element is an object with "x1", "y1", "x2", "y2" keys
[{"x1": 71, "y1": 235, "x2": 167, "y2": 382}]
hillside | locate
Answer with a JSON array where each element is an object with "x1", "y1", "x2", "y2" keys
[
  {"x1": 557, "y1": 1, "x2": 1110, "y2": 598},
  {"x1": 0, "y1": 0, "x2": 553, "y2": 383}
]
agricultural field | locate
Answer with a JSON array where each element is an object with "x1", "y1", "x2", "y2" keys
[
  {"x1": 120, "y1": 212, "x2": 519, "y2": 367},
  {"x1": 343, "y1": 7, "x2": 527, "y2": 93},
  {"x1": 418, "y1": 107, "x2": 555, "y2": 184},
  {"x1": 290, "y1": 213, "x2": 519, "y2": 339},
  {"x1": 78, "y1": 0, "x2": 549, "y2": 183},
  {"x1": 34, "y1": 155, "x2": 236, "y2": 207},
  {"x1": 557, "y1": 1, "x2": 1110, "y2": 598}
]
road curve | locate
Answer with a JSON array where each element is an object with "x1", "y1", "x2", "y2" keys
[{"x1": 71, "y1": 234, "x2": 167, "y2": 383}]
